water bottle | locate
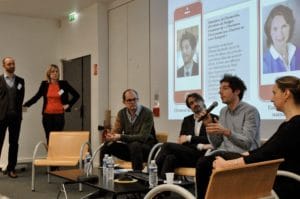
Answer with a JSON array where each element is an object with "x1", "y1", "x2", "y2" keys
[
  {"x1": 102, "y1": 154, "x2": 109, "y2": 178},
  {"x1": 84, "y1": 152, "x2": 92, "y2": 175},
  {"x1": 107, "y1": 156, "x2": 115, "y2": 181},
  {"x1": 149, "y1": 160, "x2": 158, "y2": 188}
]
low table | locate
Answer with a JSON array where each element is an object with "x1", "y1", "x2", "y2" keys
[{"x1": 50, "y1": 168, "x2": 149, "y2": 199}]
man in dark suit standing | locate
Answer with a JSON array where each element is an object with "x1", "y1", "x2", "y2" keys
[
  {"x1": 0, "y1": 57, "x2": 25, "y2": 178},
  {"x1": 155, "y1": 93, "x2": 217, "y2": 178}
]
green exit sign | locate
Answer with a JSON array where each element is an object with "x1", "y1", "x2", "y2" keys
[{"x1": 68, "y1": 12, "x2": 78, "y2": 22}]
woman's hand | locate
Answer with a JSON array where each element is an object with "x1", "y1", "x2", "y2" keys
[
  {"x1": 213, "y1": 156, "x2": 227, "y2": 170},
  {"x1": 63, "y1": 104, "x2": 70, "y2": 110},
  {"x1": 213, "y1": 156, "x2": 245, "y2": 170}
]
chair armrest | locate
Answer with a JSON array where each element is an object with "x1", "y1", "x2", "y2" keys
[
  {"x1": 277, "y1": 170, "x2": 300, "y2": 181},
  {"x1": 32, "y1": 141, "x2": 48, "y2": 162},
  {"x1": 85, "y1": 143, "x2": 105, "y2": 175},
  {"x1": 144, "y1": 184, "x2": 196, "y2": 199},
  {"x1": 90, "y1": 143, "x2": 104, "y2": 164},
  {"x1": 270, "y1": 170, "x2": 300, "y2": 199},
  {"x1": 79, "y1": 141, "x2": 91, "y2": 169},
  {"x1": 147, "y1": 143, "x2": 164, "y2": 166}
]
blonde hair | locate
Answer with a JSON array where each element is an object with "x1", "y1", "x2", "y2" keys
[{"x1": 46, "y1": 64, "x2": 60, "y2": 81}]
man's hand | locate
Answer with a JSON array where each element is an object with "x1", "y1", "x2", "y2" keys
[
  {"x1": 177, "y1": 135, "x2": 188, "y2": 144},
  {"x1": 202, "y1": 144, "x2": 214, "y2": 150},
  {"x1": 105, "y1": 130, "x2": 121, "y2": 142},
  {"x1": 202, "y1": 113, "x2": 213, "y2": 126},
  {"x1": 206, "y1": 118, "x2": 231, "y2": 137}
]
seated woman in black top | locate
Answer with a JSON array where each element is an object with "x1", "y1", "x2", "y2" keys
[{"x1": 196, "y1": 75, "x2": 300, "y2": 199}]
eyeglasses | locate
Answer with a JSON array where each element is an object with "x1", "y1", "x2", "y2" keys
[{"x1": 125, "y1": 98, "x2": 138, "y2": 103}]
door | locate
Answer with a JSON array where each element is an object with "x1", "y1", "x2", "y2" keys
[{"x1": 62, "y1": 55, "x2": 91, "y2": 131}]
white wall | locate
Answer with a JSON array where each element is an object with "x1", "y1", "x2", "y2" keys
[
  {"x1": 108, "y1": 0, "x2": 150, "y2": 121},
  {"x1": 0, "y1": 2, "x2": 109, "y2": 166},
  {"x1": 150, "y1": 0, "x2": 182, "y2": 140},
  {"x1": 58, "y1": 3, "x2": 108, "y2": 165},
  {"x1": 0, "y1": 14, "x2": 60, "y2": 162}
]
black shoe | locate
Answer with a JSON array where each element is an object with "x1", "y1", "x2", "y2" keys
[
  {"x1": 50, "y1": 166, "x2": 60, "y2": 171},
  {"x1": 8, "y1": 171, "x2": 18, "y2": 178},
  {"x1": 2, "y1": 170, "x2": 7, "y2": 175}
]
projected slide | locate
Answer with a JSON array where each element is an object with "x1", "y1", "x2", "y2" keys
[
  {"x1": 174, "y1": 2, "x2": 202, "y2": 103},
  {"x1": 168, "y1": 0, "x2": 202, "y2": 119},
  {"x1": 168, "y1": 0, "x2": 300, "y2": 120},
  {"x1": 203, "y1": 1, "x2": 254, "y2": 104},
  {"x1": 259, "y1": 0, "x2": 300, "y2": 100}
]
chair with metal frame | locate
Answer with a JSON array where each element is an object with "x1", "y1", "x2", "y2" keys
[
  {"x1": 144, "y1": 159, "x2": 283, "y2": 199},
  {"x1": 174, "y1": 138, "x2": 269, "y2": 182},
  {"x1": 271, "y1": 169, "x2": 300, "y2": 199},
  {"x1": 31, "y1": 131, "x2": 90, "y2": 192},
  {"x1": 204, "y1": 158, "x2": 284, "y2": 199}
]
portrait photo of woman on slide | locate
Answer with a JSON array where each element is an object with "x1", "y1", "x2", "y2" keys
[{"x1": 263, "y1": 4, "x2": 300, "y2": 74}]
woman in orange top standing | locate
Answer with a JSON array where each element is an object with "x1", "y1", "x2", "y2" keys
[{"x1": 23, "y1": 64, "x2": 79, "y2": 143}]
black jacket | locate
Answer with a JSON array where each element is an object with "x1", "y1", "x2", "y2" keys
[
  {"x1": 0, "y1": 75, "x2": 25, "y2": 120},
  {"x1": 23, "y1": 80, "x2": 79, "y2": 114},
  {"x1": 180, "y1": 113, "x2": 218, "y2": 149}
]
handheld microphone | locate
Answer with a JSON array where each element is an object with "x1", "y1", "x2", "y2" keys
[{"x1": 198, "y1": 101, "x2": 218, "y2": 122}]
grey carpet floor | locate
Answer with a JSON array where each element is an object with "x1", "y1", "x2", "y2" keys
[{"x1": 0, "y1": 163, "x2": 101, "y2": 199}]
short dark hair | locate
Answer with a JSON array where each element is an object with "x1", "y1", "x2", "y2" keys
[
  {"x1": 185, "y1": 93, "x2": 204, "y2": 108},
  {"x1": 180, "y1": 31, "x2": 197, "y2": 51},
  {"x1": 2, "y1": 57, "x2": 13, "y2": 65},
  {"x1": 264, "y1": 5, "x2": 295, "y2": 47},
  {"x1": 122, "y1": 89, "x2": 139, "y2": 101},
  {"x1": 220, "y1": 74, "x2": 247, "y2": 100},
  {"x1": 276, "y1": 76, "x2": 300, "y2": 104}
]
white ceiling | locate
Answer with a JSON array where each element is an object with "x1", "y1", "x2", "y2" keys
[{"x1": 0, "y1": 0, "x2": 112, "y2": 20}]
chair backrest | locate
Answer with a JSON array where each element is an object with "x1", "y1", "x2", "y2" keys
[
  {"x1": 47, "y1": 131, "x2": 89, "y2": 159},
  {"x1": 205, "y1": 159, "x2": 284, "y2": 199},
  {"x1": 156, "y1": 131, "x2": 168, "y2": 143}
]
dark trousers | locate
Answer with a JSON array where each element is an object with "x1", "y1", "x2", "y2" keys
[
  {"x1": 100, "y1": 141, "x2": 153, "y2": 171},
  {"x1": 273, "y1": 176, "x2": 300, "y2": 199},
  {"x1": 42, "y1": 113, "x2": 65, "y2": 144},
  {"x1": 196, "y1": 151, "x2": 242, "y2": 199},
  {"x1": 0, "y1": 115, "x2": 22, "y2": 172},
  {"x1": 156, "y1": 142, "x2": 205, "y2": 179}
]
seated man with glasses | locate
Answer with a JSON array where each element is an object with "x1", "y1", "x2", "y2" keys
[{"x1": 100, "y1": 89, "x2": 157, "y2": 171}]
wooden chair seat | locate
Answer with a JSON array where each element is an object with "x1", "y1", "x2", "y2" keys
[{"x1": 34, "y1": 158, "x2": 80, "y2": 166}]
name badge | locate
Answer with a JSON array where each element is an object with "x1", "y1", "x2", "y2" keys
[
  {"x1": 17, "y1": 83, "x2": 22, "y2": 90},
  {"x1": 58, "y1": 89, "x2": 64, "y2": 96}
]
